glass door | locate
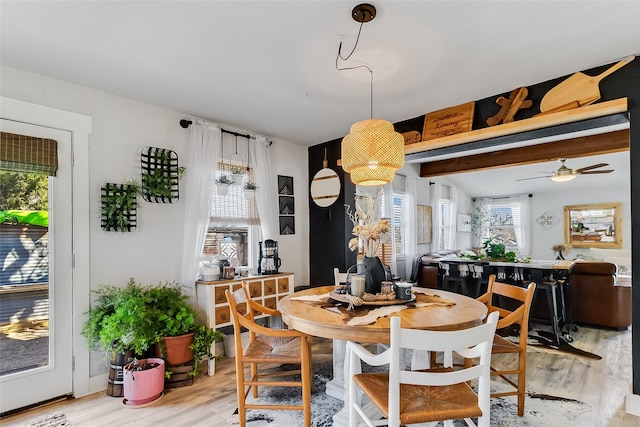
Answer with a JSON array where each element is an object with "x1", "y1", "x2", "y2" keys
[{"x1": 0, "y1": 119, "x2": 73, "y2": 414}]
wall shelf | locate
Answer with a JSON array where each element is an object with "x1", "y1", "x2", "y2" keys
[{"x1": 404, "y1": 98, "x2": 628, "y2": 162}]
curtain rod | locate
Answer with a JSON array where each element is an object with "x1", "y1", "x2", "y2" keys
[{"x1": 179, "y1": 119, "x2": 273, "y2": 145}]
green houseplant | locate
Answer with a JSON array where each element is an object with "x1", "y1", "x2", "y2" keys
[{"x1": 82, "y1": 278, "x2": 223, "y2": 379}]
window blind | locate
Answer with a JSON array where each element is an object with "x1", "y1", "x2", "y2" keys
[
  {"x1": 210, "y1": 162, "x2": 260, "y2": 225},
  {"x1": 0, "y1": 132, "x2": 58, "y2": 176}
]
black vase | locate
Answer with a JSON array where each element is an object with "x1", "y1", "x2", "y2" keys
[
  {"x1": 361, "y1": 256, "x2": 385, "y2": 295},
  {"x1": 556, "y1": 250, "x2": 565, "y2": 260}
]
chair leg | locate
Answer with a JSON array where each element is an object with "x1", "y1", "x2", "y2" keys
[
  {"x1": 302, "y1": 339, "x2": 312, "y2": 427},
  {"x1": 517, "y1": 350, "x2": 526, "y2": 416},
  {"x1": 251, "y1": 362, "x2": 258, "y2": 398},
  {"x1": 235, "y1": 360, "x2": 247, "y2": 426}
]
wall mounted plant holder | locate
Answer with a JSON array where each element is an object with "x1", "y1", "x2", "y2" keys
[
  {"x1": 140, "y1": 146, "x2": 182, "y2": 203},
  {"x1": 101, "y1": 182, "x2": 139, "y2": 232}
]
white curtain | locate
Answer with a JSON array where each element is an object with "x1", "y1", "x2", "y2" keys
[
  {"x1": 405, "y1": 176, "x2": 418, "y2": 275},
  {"x1": 512, "y1": 194, "x2": 531, "y2": 256},
  {"x1": 179, "y1": 120, "x2": 221, "y2": 299},
  {"x1": 430, "y1": 183, "x2": 443, "y2": 251},
  {"x1": 447, "y1": 186, "x2": 458, "y2": 250},
  {"x1": 251, "y1": 135, "x2": 278, "y2": 240}
]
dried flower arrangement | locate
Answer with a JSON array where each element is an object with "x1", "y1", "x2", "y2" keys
[{"x1": 345, "y1": 189, "x2": 391, "y2": 257}]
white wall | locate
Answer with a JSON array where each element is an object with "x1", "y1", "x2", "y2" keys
[
  {"x1": 1, "y1": 65, "x2": 309, "y2": 382},
  {"x1": 529, "y1": 184, "x2": 631, "y2": 260}
]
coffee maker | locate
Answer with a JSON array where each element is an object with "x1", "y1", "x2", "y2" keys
[{"x1": 258, "y1": 239, "x2": 281, "y2": 275}]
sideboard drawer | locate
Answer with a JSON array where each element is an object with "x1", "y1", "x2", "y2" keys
[
  {"x1": 215, "y1": 306, "x2": 231, "y2": 325},
  {"x1": 264, "y1": 279, "x2": 277, "y2": 295},
  {"x1": 264, "y1": 297, "x2": 277, "y2": 311},
  {"x1": 247, "y1": 281, "x2": 263, "y2": 298},
  {"x1": 214, "y1": 286, "x2": 228, "y2": 304},
  {"x1": 278, "y1": 277, "x2": 290, "y2": 293}
]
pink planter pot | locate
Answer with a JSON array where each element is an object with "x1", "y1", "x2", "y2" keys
[{"x1": 123, "y1": 358, "x2": 165, "y2": 406}]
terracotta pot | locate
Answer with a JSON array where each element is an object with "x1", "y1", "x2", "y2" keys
[
  {"x1": 123, "y1": 358, "x2": 165, "y2": 405},
  {"x1": 157, "y1": 332, "x2": 194, "y2": 366}
]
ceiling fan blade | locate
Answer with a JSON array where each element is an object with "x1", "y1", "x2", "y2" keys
[
  {"x1": 574, "y1": 163, "x2": 609, "y2": 173},
  {"x1": 579, "y1": 169, "x2": 614, "y2": 174},
  {"x1": 516, "y1": 175, "x2": 552, "y2": 181}
]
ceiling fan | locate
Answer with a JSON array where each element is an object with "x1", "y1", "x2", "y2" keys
[{"x1": 517, "y1": 158, "x2": 614, "y2": 182}]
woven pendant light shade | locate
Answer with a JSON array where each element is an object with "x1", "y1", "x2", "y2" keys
[{"x1": 341, "y1": 119, "x2": 405, "y2": 186}]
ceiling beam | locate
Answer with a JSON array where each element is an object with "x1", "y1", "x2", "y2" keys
[{"x1": 419, "y1": 129, "x2": 629, "y2": 177}]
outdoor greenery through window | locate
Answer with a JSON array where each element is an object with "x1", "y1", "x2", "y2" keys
[{"x1": 472, "y1": 196, "x2": 529, "y2": 257}]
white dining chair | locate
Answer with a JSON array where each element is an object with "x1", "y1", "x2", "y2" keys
[
  {"x1": 334, "y1": 267, "x2": 348, "y2": 286},
  {"x1": 347, "y1": 311, "x2": 499, "y2": 427}
]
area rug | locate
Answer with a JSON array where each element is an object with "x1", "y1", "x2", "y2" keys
[
  {"x1": 228, "y1": 356, "x2": 592, "y2": 427},
  {"x1": 502, "y1": 328, "x2": 602, "y2": 360},
  {"x1": 15, "y1": 412, "x2": 70, "y2": 427}
]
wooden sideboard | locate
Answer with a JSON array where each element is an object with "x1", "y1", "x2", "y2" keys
[{"x1": 195, "y1": 272, "x2": 294, "y2": 375}]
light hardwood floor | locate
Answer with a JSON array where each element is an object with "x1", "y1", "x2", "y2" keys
[{"x1": 2, "y1": 326, "x2": 639, "y2": 426}]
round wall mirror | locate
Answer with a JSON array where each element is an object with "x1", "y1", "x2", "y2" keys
[{"x1": 311, "y1": 167, "x2": 341, "y2": 207}]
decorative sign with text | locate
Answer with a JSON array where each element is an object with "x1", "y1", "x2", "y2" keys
[{"x1": 422, "y1": 101, "x2": 475, "y2": 140}]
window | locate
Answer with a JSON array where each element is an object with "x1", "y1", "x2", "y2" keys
[
  {"x1": 202, "y1": 162, "x2": 260, "y2": 266},
  {"x1": 379, "y1": 191, "x2": 407, "y2": 271},
  {"x1": 474, "y1": 196, "x2": 529, "y2": 256},
  {"x1": 489, "y1": 202, "x2": 518, "y2": 251},
  {"x1": 437, "y1": 198, "x2": 452, "y2": 251}
]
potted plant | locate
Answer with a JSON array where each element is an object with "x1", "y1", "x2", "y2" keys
[
  {"x1": 243, "y1": 181, "x2": 257, "y2": 200},
  {"x1": 122, "y1": 357, "x2": 165, "y2": 406},
  {"x1": 82, "y1": 278, "x2": 158, "y2": 357},
  {"x1": 230, "y1": 167, "x2": 245, "y2": 186},
  {"x1": 82, "y1": 278, "x2": 224, "y2": 391},
  {"x1": 149, "y1": 284, "x2": 224, "y2": 376},
  {"x1": 216, "y1": 174, "x2": 232, "y2": 196}
]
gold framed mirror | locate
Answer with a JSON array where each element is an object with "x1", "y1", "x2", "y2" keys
[{"x1": 563, "y1": 202, "x2": 622, "y2": 248}]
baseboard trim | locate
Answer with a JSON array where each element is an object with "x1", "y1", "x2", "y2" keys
[{"x1": 626, "y1": 384, "x2": 640, "y2": 416}]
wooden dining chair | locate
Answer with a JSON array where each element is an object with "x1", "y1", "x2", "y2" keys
[
  {"x1": 471, "y1": 274, "x2": 536, "y2": 417},
  {"x1": 224, "y1": 285, "x2": 313, "y2": 427},
  {"x1": 347, "y1": 311, "x2": 499, "y2": 427}
]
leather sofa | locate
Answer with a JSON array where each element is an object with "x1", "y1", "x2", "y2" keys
[
  {"x1": 413, "y1": 251, "x2": 462, "y2": 289},
  {"x1": 568, "y1": 261, "x2": 631, "y2": 329}
]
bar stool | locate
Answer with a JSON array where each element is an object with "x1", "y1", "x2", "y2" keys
[
  {"x1": 440, "y1": 262, "x2": 470, "y2": 296},
  {"x1": 528, "y1": 269, "x2": 564, "y2": 346}
]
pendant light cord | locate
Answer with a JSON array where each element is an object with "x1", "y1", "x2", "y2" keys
[{"x1": 336, "y1": 14, "x2": 374, "y2": 119}]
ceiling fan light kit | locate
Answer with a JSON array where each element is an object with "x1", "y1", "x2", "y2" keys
[
  {"x1": 551, "y1": 173, "x2": 576, "y2": 183},
  {"x1": 519, "y1": 157, "x2": 614, "y2": 183}
]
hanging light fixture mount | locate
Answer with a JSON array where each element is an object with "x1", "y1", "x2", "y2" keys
[{"x1": 352, "y1": 3, "x2": 376, "y2": 23}]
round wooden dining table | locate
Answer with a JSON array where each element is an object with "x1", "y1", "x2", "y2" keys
[
  {"x1": 278, "y1": 285, "x2": 488, "y2": 427},
  {"x1": 278, "y1": 285, "x2": 488, "y2": 342}
]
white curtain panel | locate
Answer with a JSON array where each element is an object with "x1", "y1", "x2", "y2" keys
[
  {"x1": 405, "y1": 176, "x2": 418, "y2": 275},
  {"x1": 430, "y1": 183, "x2": 443, "y2": 251},
  {"x1": 448, "y1": 186, "x2": 458, "y2": 250},
  {"x1": 179, "y1": 120, "x2": 221, "y2": 299},
  {"x1": 251, "y1": 135, "x2": 278, "y2": 240},
  {"x1": 512, "y1": 194, "x2": 531, "y2": 257}
]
